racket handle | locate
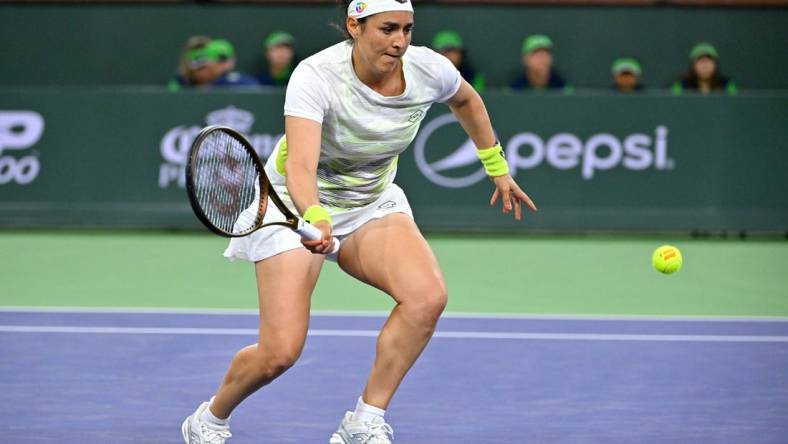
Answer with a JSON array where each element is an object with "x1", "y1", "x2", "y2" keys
[{"x1": 296, "y1": 220, "x2": 341, "y2": 255}]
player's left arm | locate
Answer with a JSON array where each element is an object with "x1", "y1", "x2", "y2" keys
[{"x1": 446, "y1": 79, "x2": 538, "y2": 220}]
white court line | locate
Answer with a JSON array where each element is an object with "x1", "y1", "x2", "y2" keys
[
  {"x1": 1, "y1": 306, "x2": 787, "y2": 323},
  {"x1": 1, "y1": 325, "x2": 787, "y2": 343}
]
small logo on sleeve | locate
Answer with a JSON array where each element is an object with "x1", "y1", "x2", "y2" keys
[{"x1": 378, "y1": 201, "x2": 397, "y2": 209}]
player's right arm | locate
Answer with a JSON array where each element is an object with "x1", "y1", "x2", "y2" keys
[{"x1": 284, "y1": 115, "x2": 334, "y2": 254}]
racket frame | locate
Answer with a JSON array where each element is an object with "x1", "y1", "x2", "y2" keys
[
  {"x1": 187, "y1": 125, "x2": 273, "y2": 237},
  {"x1": 186, "y1": 125, "x2": 330, "y2": 245}
]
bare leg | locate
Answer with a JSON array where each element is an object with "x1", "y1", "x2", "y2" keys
[
  {"x1": 209, "y1": 248, "x2": 324, "y2": 418},
  {"x1": 338, "y1": 213, "x2": 447, "y2": 409}
]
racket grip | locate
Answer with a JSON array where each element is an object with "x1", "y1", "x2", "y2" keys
[{"x1": 296, "y1": 220, "x2": 341, "y2": 255}]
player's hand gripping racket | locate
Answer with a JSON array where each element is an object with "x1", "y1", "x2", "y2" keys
[{"x1": 186, "y1": 125, "x2": 339, "y2": 254}]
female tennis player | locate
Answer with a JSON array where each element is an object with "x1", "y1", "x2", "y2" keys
[{"x1": 183, "y1": 1, "x2": 536, "y2": 442}]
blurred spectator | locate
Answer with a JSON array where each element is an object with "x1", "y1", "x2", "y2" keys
[
  {"x1": 168, "y1": 37, "x2": 257, "y2": 91},
  {"x1": 611, "y1": 57, "x2": 643, "y2": 93},
  {"x1": 432, "y1": 30, "x2": 486, "y2": 92},
  {"x1": 510, "y1": 35, "x2": 568, "y2": 92},
  {"x1": 672, "y1": 43, "x2": 737, "y2": 95},
  {"x1": 169, "y1": 36, "x2": 223, "y2": 91},
  {"x1": 258, "y1": 31, "x2": 296, "y2": 87},
  {"x1": 208, "y1": 39, "x2": 259, "y2": 87}
]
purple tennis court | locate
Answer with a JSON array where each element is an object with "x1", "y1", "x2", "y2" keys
[{"x1": 1, "y1": 309, "x2": 787, "y2": 443}]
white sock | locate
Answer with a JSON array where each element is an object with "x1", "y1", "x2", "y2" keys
[
  {"x1": 201, "y1": 398, "x2": 229, "y2": 427},
  {"x1": 352, "y1": 396, "x2": 385, "y2": 423}
]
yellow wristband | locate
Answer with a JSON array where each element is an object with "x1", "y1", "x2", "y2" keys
[
  {"x1": 303, "y1": 205, "x2": 332, "y2": 226},
  {"x1": 476, "y1": 143, "x2": 509, "y2": 177}
]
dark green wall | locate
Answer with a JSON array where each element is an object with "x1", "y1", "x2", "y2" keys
[{"x1": 2, "y1": 4, "x2": 787, "y2": 89}]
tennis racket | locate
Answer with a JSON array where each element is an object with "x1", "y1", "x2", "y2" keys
[{"x1": 186, "y1": 125, "x2": 339, "y2": 253}]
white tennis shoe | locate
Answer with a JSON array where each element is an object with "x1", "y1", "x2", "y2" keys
[
  {"x1": 181, "y1": 400, "x2": 232, "y2": 444},
  {"x1": 329, "y1": 411, "x2": 394, "y2": 444}
]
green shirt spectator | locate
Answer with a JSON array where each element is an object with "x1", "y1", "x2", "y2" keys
[
  {"x1": 259, "y1": 31, "x2": 296, "y2": 87},
  {"x1": 431, "y1": 30, "x2": 486, "y2": 92},
  {"x1": 672, "y1": 42, "x2": 737, "y2": 95}
]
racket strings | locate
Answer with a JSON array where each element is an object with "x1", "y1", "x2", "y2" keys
[{"x1": 193, "y1": 131, "x2": 260, "y2": 235}]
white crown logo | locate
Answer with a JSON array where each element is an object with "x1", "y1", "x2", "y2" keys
[{"x1": 206, "y1": 106, "x2": 255, "y2": 133}]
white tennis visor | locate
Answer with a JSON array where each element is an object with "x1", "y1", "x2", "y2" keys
[{"x1": 347, "y1": 0, "x2": 414, "y2": 20}]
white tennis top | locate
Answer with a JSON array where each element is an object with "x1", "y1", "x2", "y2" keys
[{"x1": 265, "y1": 40, "x2": 462, "y2": 211}]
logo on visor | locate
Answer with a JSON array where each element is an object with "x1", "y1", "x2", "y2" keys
[{"x1": 355, "y1": 2, "x2": 367, "y2": 13}]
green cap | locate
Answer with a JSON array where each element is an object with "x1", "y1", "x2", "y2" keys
[
  {"x1": 432, "y1": 30, "x2": 464, "y2": 51},
  {"x1": 611, "y1": 57, "x2": 642, "y2": 76},
  {"x1": 522, "y1": 34, "x2": 553, "y2": 54},
  {"x1": 265, "y1": 31, "x2": 295, "y2": 49},
  {"x1": 689, "y1": 42, "x2": 719, "y2": 61},
  {"x1": 206, "y1": 39, "x2": 235, "y2": 60},
  {"x1": 186, "y1": 47, "x2": 217, "y2": 68}
]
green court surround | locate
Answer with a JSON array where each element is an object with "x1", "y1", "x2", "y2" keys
[{"x1": 2, "y1": 231, "x2": 786, "y2": 316}]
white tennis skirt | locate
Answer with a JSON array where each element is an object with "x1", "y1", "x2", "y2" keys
[{"x1": 223, "y1": 183, "x2": 413, "y2": 263}]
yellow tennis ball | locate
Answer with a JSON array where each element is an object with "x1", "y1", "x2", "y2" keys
[{"x1": 652, "y1": 245, "x2": 683, "y2": 274}]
